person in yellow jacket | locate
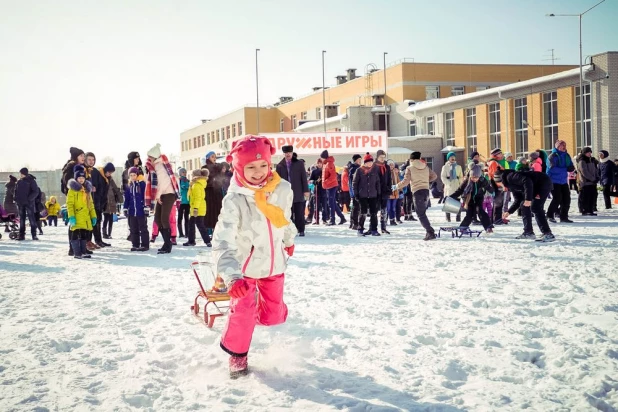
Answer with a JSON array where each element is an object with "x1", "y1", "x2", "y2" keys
[
  {"x1": 67, "y1": 165, "x2": 97, "y2": 259},
  {"x1": 45, "y1": 196, "x2": 61, "y2": 227},
  {"x1": 183, "y1": 169, "x2": 212, "y2": 247}
]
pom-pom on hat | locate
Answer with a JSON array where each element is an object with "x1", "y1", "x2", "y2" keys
[
  {"x1": 147, "y1": 144, "x2": 161, "y2": 159},
  {"x1": 363, "y1": 152, "x2": 374, "y2": 163},
  {"x1": 226, "y1": 135, "x2": 276, "y2": 181}
]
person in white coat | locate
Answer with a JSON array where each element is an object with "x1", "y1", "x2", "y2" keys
[
  {"x1": 212, "y1": 135, "x2": 297, "y2": 379},
  {"x1": 441, "y1": 151, "x2": 463, "y2": 222}
]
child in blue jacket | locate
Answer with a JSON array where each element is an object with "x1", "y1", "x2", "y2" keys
[{"x1": 123, "y1": 167, "x2": 149, "y2": 251}]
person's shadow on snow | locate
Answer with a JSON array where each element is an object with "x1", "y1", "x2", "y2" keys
[{"x1": 255, "y1": 363, "x2": 465, "y2": 412}]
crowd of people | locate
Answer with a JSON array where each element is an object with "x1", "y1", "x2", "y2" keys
[
  {"x1": 3, "y1": 135, "x2": 618, "y2": 378},
  {"x1": 3, "y1": 139, "x2": 618, "y2": 252}
]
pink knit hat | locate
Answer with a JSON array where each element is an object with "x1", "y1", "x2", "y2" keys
[{"x1": 226, "y1": 136, "x2": 275, "y2": 181}]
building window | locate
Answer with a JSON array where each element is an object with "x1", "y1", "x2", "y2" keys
[
  {"x1": 426, "y1": 86, "x2": 439, "y2": 100},
  {"x1": 279, "y1": 118, "x2": 284, "y2": 132},
  {"x1": 426, "y1": 116, "x2": 435, "y2": 135},
  {"x1": 515, "y1": 97, "x2": 529, "y2": 158},
  {"x1": 238, "y1": 122, "x2": 243, "y2": 135},
  {"x1": 424, "y1": 157, "x2": 434, "y2": 172},
  {"x1": 193, "y1": 137, "x2": 197, "y2": 148},
  {"x1": 476, "y1": 86, "x2": 490, "y2": 92},
  {"x1": 216, "y1": 129, "x2": 220, "y2": 141},
  {"x1": 189, "y1": 159, "x2": 193, "y2": 170},
  {"x1": 409, "y1": 120, "x2": 417, "y2": 136},
  {"x1": 444, "y1": 112, "x2": 455, "y2": 147},
  {"x1": 291, "y1": 115, "x2": 297, "y2": 129},
  {"x1": 452, "y1": 86, "x2": 465, "y2": 96},
  {"x1": 489, "y1": 103, "x2": 501, "y2": 151},
  {"x1": 226, "y1": 126, "x2": 230, "y2": 139},
  {"x1": 575, "y1": 84, "x2": 591, "y2": 153},
  {"x1": 232, "y1": 123, "x2": 236, "y2": 137},
  {"x1": 207, "y1": 132, "x2": 210, "y2": 145},
  {"x1": 466, "y1": 108, "x2": 477, "y2": 156},
  {"x1": 543, "y1": 91, "x2": 558, "y2": 151},
  {"x1": 301, "y1": 111, "x2": 307, "y2": 120},
  {"x1": 316, "y1": 107, "x2": 322, "y2": 120},
  {"x1": 221, "y1": 128, "x2": 225, "y2": 142}
]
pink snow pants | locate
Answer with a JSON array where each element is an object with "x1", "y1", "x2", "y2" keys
[
  {"x1": 220, "y1": 274, "x2": 288, "y2": 357},
  {"x1": 152, "y1": 203, "x2": 178, "y2": 237}
]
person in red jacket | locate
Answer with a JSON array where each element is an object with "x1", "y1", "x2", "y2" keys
[
  {"x1": 321, "y1": 150, "x2": 346, "y2": 226},
  {"x1": 340, "y1": 164, "x2": 351, "y2": 214}
]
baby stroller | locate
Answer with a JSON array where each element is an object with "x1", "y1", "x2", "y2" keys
[{"x1": 0, "y1": 204, "x2": 20, "y2": 240}]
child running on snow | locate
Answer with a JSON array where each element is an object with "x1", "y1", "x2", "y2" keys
[
  {"x1": 212, "y1": 135, "x2": 297, "y2": 379},
  {"x1": 66, "y1": 165, "x2": 96, "y2": 259},
  {"x1": 449, "y1": 165, "x2": 495, "y2": 233}
]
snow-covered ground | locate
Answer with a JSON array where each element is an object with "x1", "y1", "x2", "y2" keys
[{"x1": 1, "y1": 196, "x2": 617, "y2": 411}]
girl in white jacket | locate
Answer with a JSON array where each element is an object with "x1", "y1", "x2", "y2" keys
[{"x1": 212, "y1": 135, "x2": 297, "y2": 379}]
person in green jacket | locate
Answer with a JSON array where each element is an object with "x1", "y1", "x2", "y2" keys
[
  {"x1": 177, "y1": 167, "x2": 190, "y2": 238},
  {"x1": 183, "y1": 169, "x2": 212, "y2": 247},
  {"x1": 67, "y1": 165, "x2": 97, "y2": 259}
]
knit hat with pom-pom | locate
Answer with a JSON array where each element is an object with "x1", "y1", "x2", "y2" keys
[{"x1": 225, "y1": 136, "x2": 275, "y2": 182}]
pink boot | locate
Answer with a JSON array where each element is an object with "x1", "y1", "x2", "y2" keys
[{"x1": 229, "y1": 355, "x2": 248, "y2": 379}]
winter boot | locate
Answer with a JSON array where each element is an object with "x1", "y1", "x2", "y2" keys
[
  {"x1": 357, "y1": 214, "x2": 366, "y2": 237},
  {"x1": 390, "y1": 219, "x2": 397, "y2": 226},
  {"x1": 71, "y1": 239, "x2": 82, "y2": 258},
  {"x1": 171, "y1": 236, "x2": 177, "y2": 246},
  {"x1": 371, "y1": 230, "x2": 381, "y2": 236},
  {"x1": 423, "y1": 231, "x2": 437, "y2": 241},
  {"x1": 381, "y1": 226, "x2": 390, "y2": 234},
  {"x1": 158, "y1": 228, "x2": 172, "y2": 254},
  {"x1": 229, "y1": 355, "x2": 249, "y2": 379},
  {"x1": 80, "y1": 240, "x2": 91, "y2": 258},
  {"x1": 446, "y1": 213, "x2": 451, "y2": 222},
  {"x1": 409, "y1": 214, "x2": 417, "y2": 221},
  {"x1": 150, "y1": 235, "x2": 156, "y2": 243}
]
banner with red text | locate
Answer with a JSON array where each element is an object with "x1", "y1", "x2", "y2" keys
[{"x1": 255, "y1": 132, "x2": 388, "y2": 156}]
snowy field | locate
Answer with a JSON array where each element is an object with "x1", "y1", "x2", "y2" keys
[{"x1": 1, "y1": 196, "x2": 617, "y2": 412}]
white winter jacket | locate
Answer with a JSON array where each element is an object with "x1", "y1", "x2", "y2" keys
[
  {"x1": 441, "y1": 163, "x2": 463, "y2": 196},
  {"x1": 212, "y1": 177, "x2": 297, "y2": 284}
]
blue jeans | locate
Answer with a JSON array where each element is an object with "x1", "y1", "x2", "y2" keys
[
  {"x1": 387, "y1": 199, "x2": 398, "y2": 219},
  {"x1": 326, "y1": 187, "x2": 344, "y2": 223}
]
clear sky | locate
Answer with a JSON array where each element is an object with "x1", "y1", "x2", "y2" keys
[{"x1": 1, "y1": 0, "x2": 616, "y2": 171}]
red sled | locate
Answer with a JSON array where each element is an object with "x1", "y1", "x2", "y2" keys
[{"x1": 189, "y1": 261, "x2": 231, "y2": 328}]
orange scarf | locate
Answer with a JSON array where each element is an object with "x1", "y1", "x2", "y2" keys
[{"x1": 240, "y1": 172, "x2": 289, "y2": 228}]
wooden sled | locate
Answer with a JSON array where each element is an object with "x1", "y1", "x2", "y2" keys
[
  {"x1": 189, "y1": 261, "x2": 230, "y2": 328},
  {"x1": 438, "y1": 226, "x2": 483, "y2": 239}
]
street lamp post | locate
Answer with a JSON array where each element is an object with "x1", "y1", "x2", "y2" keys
[
  {"x1": 383, "y1": 52, "x2": 388, "y2": 136},
  {"x1": 255, "y1": 48, "x2": 260, "y2": 134},
  {"x1": 322, "y1": 50, "x2": 327, "y2": 135},
  {"x1": 547, "y1": 0, "x2": 605, "y2": 149}
]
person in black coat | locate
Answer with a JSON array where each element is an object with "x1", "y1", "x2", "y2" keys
[
  {"x1": 352, "y1": 153, "x2": 381, "y2": 236},
  {"x1": 449, "y1": 165, "x2": 494, "y2": 231},
  {"x1": 14, "y1": 168, "x2": 40, "y2": 240},
  {"x1": 499, "y1": 169, "x2": 555, "y2": 242},
  {"x1": 3, "y1": 175, "x2": 18, "y2": 218},
  {"x1": 348, "y1": 154, "x2": 362, "y2": 229},
  {"x1": 276, "y1": 146, "x2": 309, "y2": 236},
  {"x1": 90, "y1": 162, "x2": 116, "y2": 247},
  {"x1": 598, "y1": 150, "x2": 616, "y2": 209},
  {"x1": 122, "y1": 151, "x2": 144, "y2": 190},
  {"x1": 373, "y1": 149, "x2": 393, "y2": 234},
  {"x1": 61, "y1": 147, "x2": 86, "y2": 195}
]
